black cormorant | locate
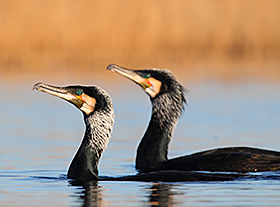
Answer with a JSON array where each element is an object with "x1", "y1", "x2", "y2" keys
[
  {"x1": 107, "y1": 64, "x2": 280, "y2": 173},
  {"x1": 33, "y1": 82, "x2": 114, "y2": 181},
  {"x1": 33, "y1": 82, "x2": 241, "y2": 182}
]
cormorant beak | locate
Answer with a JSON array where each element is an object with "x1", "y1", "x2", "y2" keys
[
  {"x1": 107, "y1": 64, "x2": 162, "y2": 98},
  {"x1": 107, "y1": 64, "x2": 151, "y2": 89},
  {"x1": 33, "y1": 82, "x2": 91, "y2": 113}
]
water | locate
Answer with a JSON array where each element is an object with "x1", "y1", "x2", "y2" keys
[{"x1": 1, "y1": 73, "x2": 280, "y2": 206}]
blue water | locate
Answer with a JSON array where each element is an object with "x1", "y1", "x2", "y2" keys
[{"x1": 1, "y1": 73, "x2": 280, "y2": 206}]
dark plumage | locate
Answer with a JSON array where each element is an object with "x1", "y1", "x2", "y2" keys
[
  {"x1": 107, "y1": 64, "x2": 280, "y2": 173},
  {"x1": 33, "y1": 83, "x2": 114, "y2": 181},
  {"x1": 33, "y1": 82, "x2": 241, "y2": 182}
]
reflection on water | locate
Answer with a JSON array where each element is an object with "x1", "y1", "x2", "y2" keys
[
  {"x1": 143, "y1": 183, "x2": 183, "y2": 206},
  {"x1": 69, "y1": 180, "x2": 102, "y2": 206},
  {"x1": 69, "y1": 180, "x2": 180, "y2": 207},
  {"x1": 1, "y1": 73, "x2": 280, "y2": 206}
]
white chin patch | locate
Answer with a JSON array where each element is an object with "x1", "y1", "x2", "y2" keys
[
  {"x1": 80, "y1": 94, "x2": 96, "y2": 114},
  {"x1": 80, "y1": 103, "x2": 95, "y2": 115},
  {"x1": 144, "y1": 78, "x2": 162, "y2": 98},
  {"x1": 145, "y1": 87, "x2": 158, "y2": 98}
]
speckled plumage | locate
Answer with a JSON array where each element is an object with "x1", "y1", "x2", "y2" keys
[
  {"x1": 33, "y1": 83, "x2": 114, "y2": 181},
  {"x1": 108, "y1": 64, "x2": 280, "y2": 173},
  {"x1": 67, "y1": 86, "x2": 114, "y2": 180},
  {"x1": 149, "y1": 69, "x2": 186, "y2": 132},
  {"x1": 135, "y1": 69, "x2": 187, "y2": 170}
]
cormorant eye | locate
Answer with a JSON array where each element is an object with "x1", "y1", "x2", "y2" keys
[
  {"x1": 76, "y1": 89, "x2": 83, "y2": 96},
  {"x1": 142, "y1": 73, "x2": 151, "y2": 79}
]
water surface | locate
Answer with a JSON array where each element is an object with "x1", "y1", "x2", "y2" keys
[{"x1": 1, "y1": 73, "x2": 280, "y2": 206}]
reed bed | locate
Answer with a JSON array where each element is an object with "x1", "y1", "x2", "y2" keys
[{"x1": 0, "y1": 0, "x2": 279, "y2": 79}]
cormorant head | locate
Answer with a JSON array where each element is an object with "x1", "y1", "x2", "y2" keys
[
  {"x1": 107, "y1": 64, "x2": 186, "y2": 104},
  {"x1": 33, "y1": 83, "x2": 113, "y2": 116}
]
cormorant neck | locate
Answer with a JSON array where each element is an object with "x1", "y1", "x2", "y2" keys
[
  {"x1": 136, "y1": 91, "x2": 183, "y2": 171},
  {"x1": 67, "y1": 109, "x2": 114, "y2": 181}
]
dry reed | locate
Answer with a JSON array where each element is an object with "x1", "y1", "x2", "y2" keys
[{"x1": 0, "y1": 0, "x2": 280, "y2": 79}]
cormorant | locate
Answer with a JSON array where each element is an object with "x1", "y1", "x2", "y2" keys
[
  {"x1": 107, "y1": 64, "x2": 280, "y2": 173},
  {"x1": 33, "y1": 82, "x2": 241, "y2": 182},
  {"x1": 33, "y1": 82, "x2": 115, "y2": 181}
]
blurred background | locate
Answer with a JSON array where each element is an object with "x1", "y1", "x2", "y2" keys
[
  {"x1": 1, "y1": 0, "x2": 280, "y2": 80},
  {"x1": 1, "y1": 2, "x2": 280, "y2": 205}
]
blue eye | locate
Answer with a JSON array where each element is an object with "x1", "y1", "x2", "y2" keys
[
  {"x1": 143, "y1": 73, "x2": 151, "y2": 79},
  {"x1": 76, "y1": 89, "x2": 83, "y2": 96}
]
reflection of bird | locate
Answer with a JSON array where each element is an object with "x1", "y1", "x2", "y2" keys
[
  {"x1": 33, "y1": 83, "x2": 114, "y2": 181},
  {"x1": 108, "y1": 64, "x2": 280, "y2": 173},
  {"x1": 147, "y1": 184, "x2": 177, "y2": 206}
]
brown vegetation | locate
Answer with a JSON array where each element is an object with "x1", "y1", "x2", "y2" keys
[{"x1": 0, "y1": 0, "x2": 280, "y2": 79}]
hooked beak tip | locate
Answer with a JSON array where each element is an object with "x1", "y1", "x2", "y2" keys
[
  {"x1": 33, "y1": 82, "x2": 43, "y2": 91},
  {"x1": 107, "y1": 64, "x2": 116, "y2": 70}
]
